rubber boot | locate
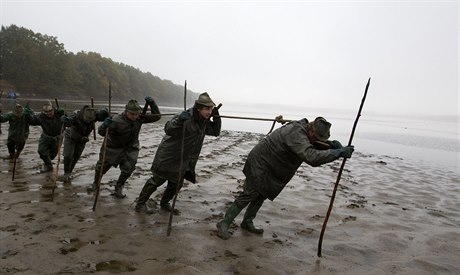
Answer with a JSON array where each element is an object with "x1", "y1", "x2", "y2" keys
[
  {"x1": 240, "y1": 199, "x2": 264, "y2": 234},
  {"x1": 216, "y1": 203, "x2": 244, "y2": 240},
  {"x1": 40, "y1": 163, "x2": 53, "y2": 173},
  {"x1": 160, "y1": 181, "x2": 181, "y2": 215},
  {"x1": 134, "y1": 178, "x2": 158, "y2": 214},
  {"x1": 113, "y1": 172, "x2": 130, "y2": 199},
  {"x1": 87, "y1": 170, "x2": 100, "y2": 192},
  {"x1": 59, "y1": 173, "x2": 71, "y2": 184}
]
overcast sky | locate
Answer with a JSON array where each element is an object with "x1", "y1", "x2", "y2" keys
[{"x1": 1, "y1": 0, "x2": 458, "y2": 117}]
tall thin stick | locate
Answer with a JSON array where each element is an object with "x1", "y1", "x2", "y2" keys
[
  {"x1": 317, "y1": 77, "x2": 371, "y2": 257},
  {"x1": 51, "y1": 123, "x2": 65, "y2": 201},
  {"x1": 92, "y1": 83, "x2": 112, "y2": 211},
  {"x1": 167, "y1": 80, "x2": 187, "y2": 236},
  {"x1": 91, "y1": 97, "x2": 96, "y2": 140}
]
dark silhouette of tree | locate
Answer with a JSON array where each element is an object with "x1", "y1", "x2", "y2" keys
[{"x1": 0, "y1": 25, "x2": 197, "y2": 106}]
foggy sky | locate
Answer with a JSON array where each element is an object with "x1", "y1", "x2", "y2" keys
[{"x1": 1, "y1": 0, "x2": 458, "y2": 117}]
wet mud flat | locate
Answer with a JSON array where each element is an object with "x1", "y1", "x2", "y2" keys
[{"x1": 1, "y1": 124, "x2": 459, "y2": 274}]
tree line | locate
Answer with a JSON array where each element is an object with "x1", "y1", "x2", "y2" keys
[{"x1": 0, "y1": 25, "x2": 198, "y2": 105}]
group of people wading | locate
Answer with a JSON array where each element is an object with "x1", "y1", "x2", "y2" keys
[{"x1": 1, "y1": 92, "x2": 354, "y2": 240}]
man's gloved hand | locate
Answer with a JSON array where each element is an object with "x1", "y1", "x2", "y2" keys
[
  {"x1": 179, "y1": 110, "x2": 191, "y2": 121},
  {"x1": 23, "y1": 106, "x2": 33, "y2": 116},
  {"x1": 80, "y1": 136, "x2": 90, "y2": 143},
  {"x1": 57, "y1": 108, "x2": 65, "y2": 116},
  {"x1": 339, "y1": 146, "x2": 354, "y2": 158},
  {"x1": 103, "y1": 117, "x2": 114, "y2": 128},
  {"x1": 61, "y1": 115, "x2": 71, "y2": 124},
  {"x1": 211, "y1": 107, "x2": 220, "y2": 117},
  {"x1": 144, "y1": 96, "x2": 155, "y2": 104},
  {"x1": 330, "y1": 140, "x2": 343, "y2": 149},
  {"x1": 97, "y1": 108, "x2": 110, "y2": 119}
]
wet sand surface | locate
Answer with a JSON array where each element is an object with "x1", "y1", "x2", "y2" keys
[{"x1": 1, "y1": 123, "x2": 459, "y2": 274}]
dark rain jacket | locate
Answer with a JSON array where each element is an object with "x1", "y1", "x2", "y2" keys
[
  {"x1": 243, "y1": 118, "x2": 340, "y2": 201},
  {"x1": 98, "y1": 105, "x2": 161, "y2": 167},
  {"x1": 0, "y1": 112, "x2": 30, "y2": 143},
  {"x1": 151, "y1": 107, "x2": 221, "y2": 183},
  {"x1": 63, "y1": 107, "x2": 109, "y2": 143},
  {"x1": 28, "y1": 108, "x2": 65, "y2": 141}
]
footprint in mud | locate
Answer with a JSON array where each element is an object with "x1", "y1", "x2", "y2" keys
[
  {"x1": 224, "y1": 250, "x2": 239, "y2": 259},
  {"x1": 263, "y1": 239, "x2": 284, "y2": 249},
  {"x1": 342, "y1": 215, "x2": 357, "y2": 222},
  {"x1": 95, "y1": 260, "x2": 136, "y2": 272},
  {"x1": 21, "y1": 213, "x2": 35, "y2": 222},
  {"x1": 59, "y1": 238, "x2": 88, "y2": 255},
  {"x1": 297, "y1": 228, "x2": 315, "y2": 236}
]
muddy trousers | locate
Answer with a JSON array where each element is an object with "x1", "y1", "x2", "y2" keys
[
  {"x1": 63, "y1": 137, "x2": 87, "y2": 174},
  {"x1": 38, "y1": 135, "x2": 59, "y2": 166},
  {"x1": 93, "y1": 159, "x2": 134, "y2": 190},
  {"x1": 7, "y1": 139, "x2": 25, "y2": 157},
  {"x1": 136, "y1": 174, "x2": 182, "y2": 206},
  {"x1": 222, "y1": 179, "x2": 266, "y2": 226}
]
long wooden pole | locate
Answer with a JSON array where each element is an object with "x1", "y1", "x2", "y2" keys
[
  {"x1": 93, "y1": 83, "x2": 112, "y2": 211},
  {"x1": 91, "y1": 97, "x2": 96, "y2": 140},
  {"x1": 51, "y1": 121, "x2": 65, "y2": 201},
  {"x1": 317, "y1": 77, "x2": 371, "y2": 257},
  {"x1": 167, "y1": 80, "x2": 187, "y2": 236},
  {"x1": 50, "y1": 99, "x2": 65, "y2": 200}
]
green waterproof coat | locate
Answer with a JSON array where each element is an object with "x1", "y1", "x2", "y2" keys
[
  {"x1": 98, "y1": 106, "x2": 160, "y2": 167},
  {"x1": 151, "y1": 107, "x2": 221, "y2": 183},
  {"x1": 0, "y1": 112, "x2": 30, "y2": 143},
  {"x1": 243, "y1": 118, "x2": 340, "y2": 201}
]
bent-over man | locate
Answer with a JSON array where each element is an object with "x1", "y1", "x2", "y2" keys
[{"x1": 216, "y1": 117, "x2": 354, "y2": 240}]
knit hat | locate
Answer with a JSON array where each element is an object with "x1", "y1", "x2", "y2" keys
[
  {"x1": 125, "y1": 99, "x2": 142, "y2": 114},
  {"x1": 195, "y1": 92, "x2": 215, "y2": 107},
  {"x1": 311, "y1": 117, "x2": 331, "y2": 141}
]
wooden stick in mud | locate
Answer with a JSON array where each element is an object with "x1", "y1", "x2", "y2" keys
[
  {"x1": 92, "y1": 83, "x2": 112, "y2": 211},
  {"x1": 51, "y1": 122, "x2": 65, "y2": 201},
  {"x1": 91, "y1": 97, "x2": 96, "y2": 140},
  {"x1": 167, "y1": 80, "x2": 187, "y2": 236},
  {"x1": 317, "y1": 77, "x2": 371, "y2": 257},
  {"x1": 50, "y1": 99, "x2": 64, "y2": 199}
]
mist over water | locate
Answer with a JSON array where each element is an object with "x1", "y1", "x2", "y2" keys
[
  {"x1": 2, "y1": 98, "x2": 458, "y2": 172},
  {"x1": 219, "y1": 103, "x2": 459, "y2": 173}
]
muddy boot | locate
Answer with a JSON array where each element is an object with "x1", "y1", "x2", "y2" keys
[
  {"x1": 87, "y1": 170, "x2": 101, "y2": 192},
  {"x1": 112, "y1": 172, "x2": 130, "y2": 199},
  {"x1": 58, "y1": 173, "x2": 71, "y2": 184},
  {"x1": 159, "y1": 181, "x2": 182, "y2": 215},
  {"x1": 86, "y1": 183, "x2": 97, "y2": 192},
  {"x1": 135, "y1": 203, "x2": 155, "y2": 214},
  {"x1": 216, "y1": 203, "x2": 244, "y2": 240},
  {"x1": 40, "y1": 163, "x2": 53, "y2": 173},
  {"x1": 240, "y1": 199, "x2": 264, "y2": 235},
  {"x1": 135, "y1": 179, "x2": 157, "y2": 214},
  {"x1": 113, "y1": 186, "x2": 126, "y2": 199},
  {"x1": 160, "y1": 203, "x2": 180, "y2": 215}
]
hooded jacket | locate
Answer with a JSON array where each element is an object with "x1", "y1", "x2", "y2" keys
[{"x1": 243, "y1": 118, "x2": 339, "y2": 201}]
